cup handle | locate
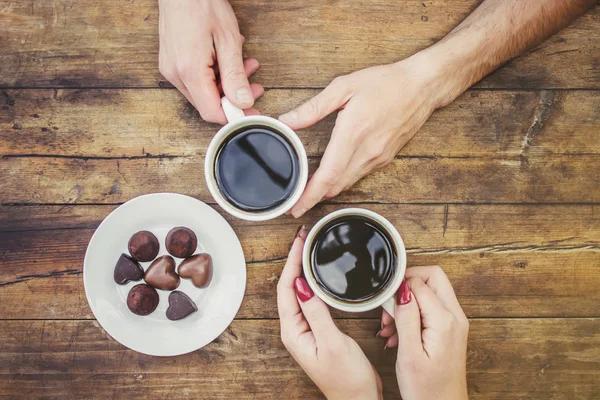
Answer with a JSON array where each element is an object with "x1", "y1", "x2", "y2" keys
[
  {"x1": 221, "y1": 97, "x2": 245, "y2": 123},
  {"x1": 381, "y1": 296, "x2": 395, "y2": 319}
]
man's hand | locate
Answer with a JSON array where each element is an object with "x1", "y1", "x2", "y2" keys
[
  {"x1": 279, "y1": 54, "x2": 445, "y2": 218},
  {"x1": 158, "y1": 0, "x2": 264, "y2": 124},
  {"x1": 279, "y1": 0, "x2": 595, "y2": 218}
]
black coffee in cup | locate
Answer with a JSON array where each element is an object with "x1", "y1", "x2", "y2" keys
[
  {"x1": 309, "y1": 216, "x2": 397, "y2": 302},
  {"x1": 215, "y1": 125, "x2": 300, "y2": 211}
]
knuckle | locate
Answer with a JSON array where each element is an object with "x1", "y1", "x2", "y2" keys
[
  {"x1": 320, "y1": 170, "x2": 340, "y2": 188},
  {"x1": 440, "y1": 312, "x2": 455, "y2": 331},
  {"x1": 159, "y1": 62, "x2": 176, "y2": 81},
  {"x1": 176, "y1": 61, "x2": 195, "y2": 81},
  {"x1": 325, "y1": 184, "x2": 343, "y2": 199},
  {"x1": 458, "y1": 313, "x2": 470, "y2": 332},
  {"x1": 280, "y1": 330, "x2": 291, "y2": 347},
  {"x1": 330, "y1": 75, "x2": 347, "y2": 88},
  {"x1": 221, "y1": 67, "x2": 246, "y2": 83}
]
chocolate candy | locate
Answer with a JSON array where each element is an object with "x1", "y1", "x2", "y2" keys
[
  {"x1": 144, "y1": 255, "x2": 180, "y2": 290},
  {"x1": 178, "y1": 253, "x2": 213, "y2": 288},
  {"x1": 166, "y1": 291, "x2": 198, "y2": 321},
  {"x1": 128, "y1": 230, "x2": 160, "y2": 262},
  {"x1": 114, "y1": 253, "x2": 144, "y2": 285},
  {"x1": 127, "y1": 284, "x2": 159, "y2": 316},
  {"x1": 166, "y1": 227, "x2": 197, "y2": 258}
]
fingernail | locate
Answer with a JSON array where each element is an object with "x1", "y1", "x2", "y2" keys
[
  {"x1": 294, "y1": 277, "x2": 314, "y2": 303},
  {"x1": 278, "y1": 110, "x2": 297, "y2": 124},
  {"x1": 292, "y1": 208, "x2": 307, "y2": 218},
  {"x1": 397, "y1": 280, "x2": 412, "y2": 306},
  {"x1": 295, "y1": 224, "x2": 308, "y2": 240},
  {"x1": 375, "y1": 330, "x2": 382, "y2": 338},
  {"x1": 236, "y1": 87, "x2": 253, "y2": 105},
  {"x1": 383, "y1": 343, "x2": 388, "y2": 350}
]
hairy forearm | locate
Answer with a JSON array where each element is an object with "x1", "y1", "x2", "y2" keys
[{"x1": 417, "y1": 0, "x2": 596, "y2": 107}]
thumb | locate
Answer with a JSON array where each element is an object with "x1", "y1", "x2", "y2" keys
[
  {"x1": 215, "y1": 34, "x2": 254, "y2": 109},
  {"x1": 279, "y1": 77, "x2": 351, "y2": 130},
  {"x1": 394, "y1": 280, "x2": 423, "y2": 361},
  {"x1": 294, "y1": 277, "x2": 341, "y2": 346}
]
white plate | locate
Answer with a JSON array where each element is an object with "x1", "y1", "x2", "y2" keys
[{"x1": 84, "y1": 193, "x2": 246, "y2": 356}]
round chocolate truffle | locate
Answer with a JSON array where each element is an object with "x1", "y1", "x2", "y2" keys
[
  {"x1": 166, "y1": 227, "x2": 197, "y2": 258},
  {"x1": 127, "y1": 284, "x2": 159, "y2": 316},
  {"x1": 128, "y1": 230, "x2": 160, "y2": 262}
]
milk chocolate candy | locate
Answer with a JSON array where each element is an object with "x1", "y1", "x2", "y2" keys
[
  {"x1": 144, "y1": 255, "x2": 180, "y2": 290},
  {"x1": 178, "y1": 253, "x2": 213, "y2": 288}
]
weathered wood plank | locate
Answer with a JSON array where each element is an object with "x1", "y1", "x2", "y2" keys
[
  {"x1": 2, "y1": 89, "x2": 599, "y2": 158},
  {"x1": 0, "y1": 251, "x2": 597, "y2": 320},
  {"x1": 1, "y1": 154, "x2": 598, "y2": 204},
  {"x1": 1, "y1": 204, "x2": 597, "y2": 250},
  {"x1": 0, "y1": 319, "x2": 598, "y2": 399},
  {"x1": 0, "y1": 1, "x2": 598, "y2": 89},
  {"x1": 0, "y1": 204, "x2": 597, "y2": 319}
]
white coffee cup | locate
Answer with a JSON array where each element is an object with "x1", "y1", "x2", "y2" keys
[
  {"x1": 205, "y1": 98, "x2": 308, "y2": 221},
  {"x1": 302, "y1": 208, "x2": 407, "y2": 317}
]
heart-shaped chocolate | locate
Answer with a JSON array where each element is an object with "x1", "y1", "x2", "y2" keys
[
  {"x1": 166, "y1": 290, "x2": 198, "y2": 321},
  {"x1": 144, "y1": 255, "x2": 180, "y2": 290},
  {"x1": 114, "y1": 253, "x2": 144, "y2": 285},
  {"x1": 178, "y1": 253, "x2": 213, "y2": 288}
]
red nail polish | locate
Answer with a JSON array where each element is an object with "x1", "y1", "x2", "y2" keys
[
  {"x1": 294, "y1": 277, "x2": 314, "y2": 303},
  {"x1": 397, "y1": 280, "x2": 411, "y2": 305}
]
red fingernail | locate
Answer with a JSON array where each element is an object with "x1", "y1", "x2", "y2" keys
[
  {"x1": 294, "y1": 277, "x2": 314, "y2": 303},
  {"x1": 397, "y1": 280, "x2": 411, "y2": 305}
]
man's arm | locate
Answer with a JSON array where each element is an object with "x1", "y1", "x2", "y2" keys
[
  {"x1": 279, "y1": 0, "x2": 596, "y2": 218},
  {"x1": 424, "y1": 0, "x2": 596, "y2": 107}
]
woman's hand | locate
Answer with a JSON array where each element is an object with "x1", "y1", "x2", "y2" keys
[
  {"x1": 277, "y1": 226, "x2": 383, "y2": 400},
  {"x1": 158, "y1": 0, "x2": 264, "y2": 124},
  {"x1": 279, "y1": 52, "x2": 451, "y2": 218},
  {"x1": 378, "y1": 266, "x2": 470, "y2": 400}
]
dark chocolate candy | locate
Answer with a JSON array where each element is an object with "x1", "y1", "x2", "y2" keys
[
  {"x1": 166, "y1": 291, "x2": 198, "y2": 321},
  {"x1": 178, "y1": 253, "x2": 213, "y2": 288},
  {"x1": 128, "y1": 230, "x2": 160, "y2": 262},
  {"x1": 114, "y1": 253, "x2": 144, "y2": 285},
  {"x1": 166, "y1": 227, "x2": 197, "y2": 258},
  {"x1": 144, "y1": 255, "x2": 180, "y2": 290},
  {"x1": 127, "y1": 284, "x2": 159, "y2": 316}
]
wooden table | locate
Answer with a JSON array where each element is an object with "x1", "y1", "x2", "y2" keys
[{"x1": 1, "y1": 1, "x2": 599, "y2": 398}]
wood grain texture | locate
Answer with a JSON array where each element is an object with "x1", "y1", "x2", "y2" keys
[
  {"x1": 1, "y1": 154, "x2": 598, "y2": 204},
  {"x1": 1, "y1": 204, "x2": 597, "y2": 319},
  {"x1": 0, "y1": 1, "x2": 598, "y2": 89},
  {"x1": 0, "y1": 319, "x2": 598, "y2": 399},
  {"x1": 2, "y1": 89, "x2": 599, "y2": 158}
]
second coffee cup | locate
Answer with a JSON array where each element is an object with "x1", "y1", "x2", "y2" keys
[
  {"x1": 205, "y1": 98, "x2": 308, "y2": 221},
  {"x1": 302, "y1": 208, "x2": 407, "y2": 317}
]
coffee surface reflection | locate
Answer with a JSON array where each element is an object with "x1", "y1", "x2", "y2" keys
[
  {"x1": 310, "y1": 216, "x2": 396, "y2": 302},
  {"x1": 215, "y1": 126, "x2": 299, "y2": 211}
]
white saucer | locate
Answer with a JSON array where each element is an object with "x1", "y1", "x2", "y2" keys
[{"x1": 84, "y1": 193, "x2": 246, "y2": 356}]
